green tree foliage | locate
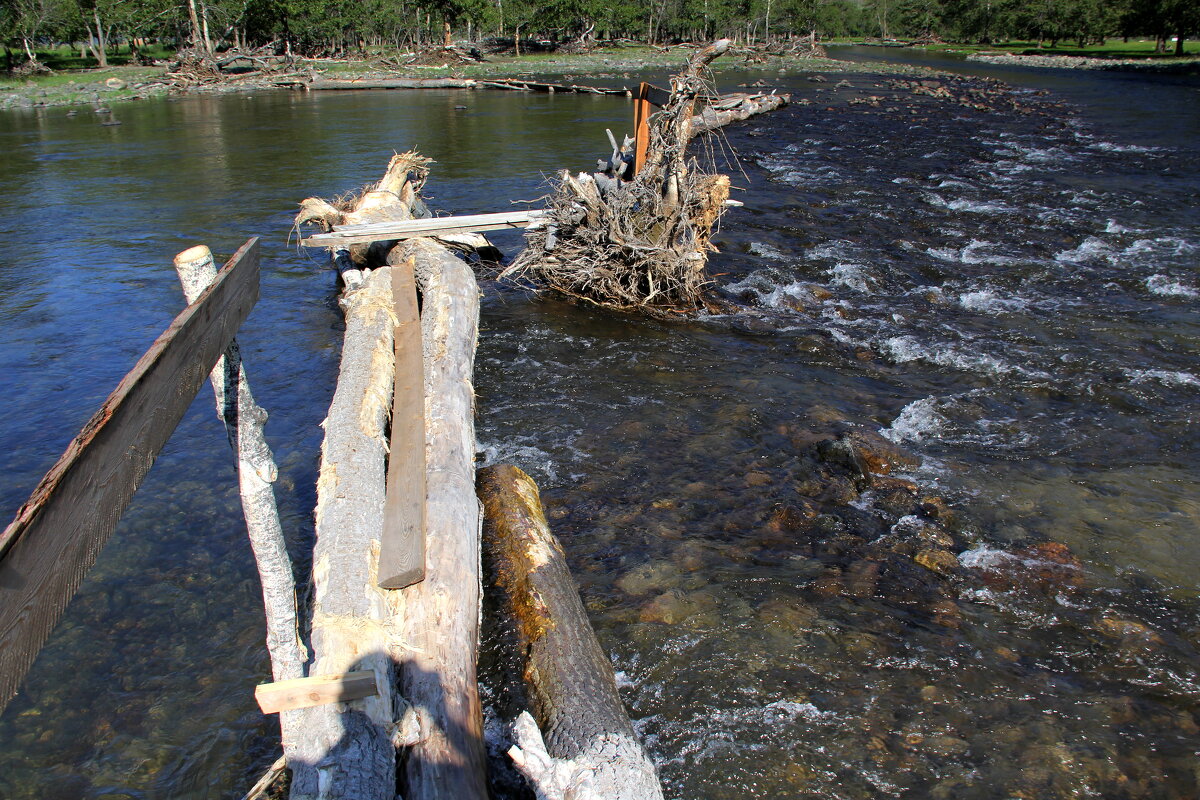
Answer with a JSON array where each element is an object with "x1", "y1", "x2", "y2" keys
[{"x1": 0, "y1": 0, "x2": 1193, "y2": 66}]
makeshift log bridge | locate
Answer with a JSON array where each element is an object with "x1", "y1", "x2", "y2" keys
[
  {"x1": 0, "y1": 37, "x2": 793, "y2": 800},
  {"x1": 289, "y1": 150, "x2": 664, "y2": 800}
]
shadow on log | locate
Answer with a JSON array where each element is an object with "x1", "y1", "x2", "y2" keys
[{"x1": 478, "y1": 464, "x2": 664, "y2": 800}]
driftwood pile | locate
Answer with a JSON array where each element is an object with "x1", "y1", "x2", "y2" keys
[
  {"x1": 165, "y1": 46, "x2": 308, "y2": 88},
  {"x1": 502, "y1": 39, "x2": 788, "y2": 313}
]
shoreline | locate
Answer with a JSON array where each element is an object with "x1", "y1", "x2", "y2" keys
[
  {"x1": 965, "y1": 51, "x2": 1200, "y2": 73},
  {"x1": 0, "y1": 46, "x2": 936, "y2": 112}
]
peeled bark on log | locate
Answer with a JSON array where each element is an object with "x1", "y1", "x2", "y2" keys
[
  {"x1": 390, "y1": 237, "x2": 489, "y2": 800},
  {"x1": 478, "y1": 464, "x2": 664, "y2": 800},
  {"x1": 295, "y1": 152, "x2": 430, "y2": 291},
  {"x1": 290, "y1": 266, "x2": 402, "y2": 800},
  {"x1": 690, "y1": 92, "x2": 791, "y2": 136},
  {"x1": 173, "y1": 246, "x2": 313, "y2": 785}
]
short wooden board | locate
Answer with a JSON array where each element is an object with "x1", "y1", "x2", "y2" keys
[
  {"x1": 254, "y1": 670, "x2": 378, "y2": 714},
  {"x1": 302, "y1": 210, "x2": 541, "y2": 248}
]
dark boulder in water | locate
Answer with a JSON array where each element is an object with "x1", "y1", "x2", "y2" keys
[{"x1": 817, "y1": 428, "x2": 921, "y2": 477}]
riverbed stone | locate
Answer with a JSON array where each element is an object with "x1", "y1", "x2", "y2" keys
[
  {"x1": 818, "y1": 428, "x2": 921, "y2": 477},
  {"x1": 914, "y1": 548, "x2": 959, "y2": 576},
  {"x1": 768, "y1": 501, "x2": 819, "y2": 533},
  {"x1": 639, "y1": 588, "x2": 716, "y2": 625},
  {"x1": 745, "y1": 470, "x2": 773, "y2": 487},
  {"x1": 844, "y1": 559, "x2": 881, "y2": 598},
  {"x1": 617, "y1": 561, "x2": 681, "y2": 596}
]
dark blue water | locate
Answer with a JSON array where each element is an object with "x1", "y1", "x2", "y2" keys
[{"x1": 2, "y1": 51, "x2": 1199, "y2": 799}]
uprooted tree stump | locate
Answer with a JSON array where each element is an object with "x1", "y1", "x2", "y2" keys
[{"x1": 502, "y1": 39, "x2": 759, "y2": 314}]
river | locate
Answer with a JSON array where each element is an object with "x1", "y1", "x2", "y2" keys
[{"x1": 1, "y1": 48, "x2": 1197, "y2": 799}]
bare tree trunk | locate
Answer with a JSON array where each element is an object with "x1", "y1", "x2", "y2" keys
[
  {"x1": 187, "y1": 0, "x2": 204, "y2": 51},
  {"x1": 201, "y1": 1, "x2": 215, "y2": 54},
  {"x1": 91, "y1": 9, "x2": 109, "y2": 68},
  {"x1": 479, "y1": 465, "x2": 664, "y2": 800},
  {"x1": 391, "y1": 237, "x2": 488, "y2": 800},
  {"x1": 172, "y1": 245, "x2": 313, "y2": 788}
]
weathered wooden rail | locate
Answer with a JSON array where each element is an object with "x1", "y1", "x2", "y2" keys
[{"x1": 0, "y1": 239, "x2": 262, "y2": 713}]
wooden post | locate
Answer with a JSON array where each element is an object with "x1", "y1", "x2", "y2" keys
[
  {"x1": 0, "y1": 241, "x2": 259, "y2": 713},
  {"x1": 633, "y1": 82, "x2": 652, "y2": 176},
  {"x1": 172, "y1": 243, "x2": 313, "y2": 784}
]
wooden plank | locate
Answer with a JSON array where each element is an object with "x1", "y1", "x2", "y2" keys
[
  {"x1": 377, "y1": 258, "x2": 426, "y2": 590},
  {"x1": 255, "y1": 671, "x2": 378, "y2": 714},
  {"x1": 332, "y1": 209, "x2": 538, "y2": 234},
  {"x1": 633, "y1": 83, "x2": 653, "y2": 176},
  {"x1": 302, "y1": 210, "x2": 541, "y2": 248},
  {"x1": 0, "y1": 238, "x2": 261, "y2": 713}
]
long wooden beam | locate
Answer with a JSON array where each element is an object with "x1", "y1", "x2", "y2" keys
[
  {"x1": 301, "y1": 210, "x2": 543, "y2": 248},
  {"x1": 377, "y1": 256, "x2": 426, "y2": 589},
  {"x1": 0, "y1": 238, "x2": 261, "y2": 713}
]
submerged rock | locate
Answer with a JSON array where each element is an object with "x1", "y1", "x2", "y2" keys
[
  {"x1": 817, "y1": 428, "x2": 920, "y2": 477},
  {"x1": 914, "y1": 548, "x2": 959, "y2": 576}
]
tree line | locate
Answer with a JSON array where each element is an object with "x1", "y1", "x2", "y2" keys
[{"x1": 1, "y1": 0, "x2": 1195, "y2": 68}]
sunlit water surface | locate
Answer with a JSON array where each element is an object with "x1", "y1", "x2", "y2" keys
[{"x1": 1, "y1": 51, "x2": 1198, "y2": 799}]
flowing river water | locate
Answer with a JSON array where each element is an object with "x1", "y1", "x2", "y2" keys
[{"x1": 1, "y1": 49, "x2": 1197, "y2": 799}]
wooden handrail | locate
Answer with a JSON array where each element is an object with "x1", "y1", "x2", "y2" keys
[{"x1": 0, "y1": 238, "x2": 261, "y2": 713}]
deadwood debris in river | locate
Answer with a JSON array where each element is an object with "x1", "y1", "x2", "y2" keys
[{"x1": 502, "y1": 38, "x2": 790, "y2": 313}]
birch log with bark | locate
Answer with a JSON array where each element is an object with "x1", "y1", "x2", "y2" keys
[
  {"x1": 172, "y1": 245, "x2": 314, "y2": 785},
  {"x1": 478, "y1": 464, "x2": 664, "y2": 800},
  {"x1": 390, "y1": 237, "x2": 489, "y2": 799},
  {"x1": 289, "y1": 266, "x2": 402, "y2": 800}
]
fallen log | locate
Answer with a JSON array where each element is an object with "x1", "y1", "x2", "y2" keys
[
  {"x1": 391, "y1": 237, "x2": 488, "y2": 799},
  {"x1": 478, "y1": 464, "x2": 664, "y2": 800},
  {"x1": 306, "y1": 77, "x2": 479, "y2": 90},
  {"x1": 690, "y1": 91, "x2": 791, "y2": 136},
  {"x1": 173, "y1": 245, "x2": 313, "y2": 786},
  {"x1": 289, "y1": 264, "x2": 400, "y2": 800},
  {"x1": 479, "y1": 79, "x2": 628, "y2": 95}
]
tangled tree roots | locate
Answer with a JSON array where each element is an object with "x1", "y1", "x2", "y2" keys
[{"x1": 501, "y1": 40, "x2": 735, "y2": 313}]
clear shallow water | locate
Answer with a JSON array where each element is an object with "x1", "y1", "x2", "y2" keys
[{"x1": 2, "y1": 54, "x2": 1199, "y2": 799}]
